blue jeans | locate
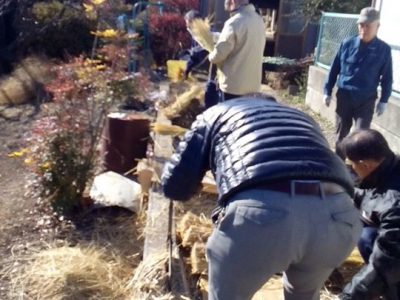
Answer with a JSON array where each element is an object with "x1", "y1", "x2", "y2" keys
[{"x1": 358, "y1": 226, "x2": 378, "y2": 263}]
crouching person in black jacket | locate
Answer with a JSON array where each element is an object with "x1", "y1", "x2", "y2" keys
[
  {"x1": 340, "y1": 129, "x2": 400, "y2": 300},
  {"x1": 161, "y1": 96, "x2": 362, "y2": 300}
]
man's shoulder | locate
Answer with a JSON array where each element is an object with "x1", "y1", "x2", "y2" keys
[
  {"x1": 342, "y1": 35, "x2": 358, "y2": 47},
  {"x1": 375, "y1": 37, "x2": 392, "y2": 51},
  {"x1": 228, "y1": 5, "x2": 262, "y2": 25}
]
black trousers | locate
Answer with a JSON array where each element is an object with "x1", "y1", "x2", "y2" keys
[{"x1": 335, "y1": 89, "x2": 377, "y2": 159}]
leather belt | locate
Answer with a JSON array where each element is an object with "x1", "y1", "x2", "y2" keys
[{"x1": 259, "y1": 180, "x2": 346, "y2": 196}]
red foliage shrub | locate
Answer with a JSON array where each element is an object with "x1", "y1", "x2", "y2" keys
[
  {"x1": 161, "y1": 0, "x2": 199, "y2": 13},
  {"x1": 148, "y1": 12, "x2": 192, "y2": 65}
]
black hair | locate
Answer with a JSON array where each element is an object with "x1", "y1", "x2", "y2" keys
[
  {"x1": 341, "y1": 129, "x2": 392, "y2": 161},
  {"x1": 184, "y1": 10, "x2": 202, "y2": 22}
]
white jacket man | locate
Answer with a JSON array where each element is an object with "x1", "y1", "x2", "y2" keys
[{"x1": 209, "y1": 0, "x2": 266, "y2": 100}]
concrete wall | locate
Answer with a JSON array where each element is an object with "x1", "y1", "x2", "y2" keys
[{"x1": 305, "y1": 65, "x2": 400, "y2": 154}]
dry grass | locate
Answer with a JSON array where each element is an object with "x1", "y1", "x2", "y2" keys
[
  {"x1": 7, "y1": 245, "x2": 134, "y2": 300},
  {"x1": 1, "y1": 210, "x2": 148, "y2": 299},
  {"x1": 190, "y1": 18, "x2": 215, "y2": 53},
  {"x1": 127, "y1": 252, "x2": 173, "y2": 300}
]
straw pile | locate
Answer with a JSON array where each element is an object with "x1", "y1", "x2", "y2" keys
[
  {"x1": 8, "y1": 245, "x2": 134, "y2": 299},
  {"x1": 2, "y1": 210, "x2": 145, "y2": 299},
  {"x1": 127, "y1": 252, "x2": 173, "y2": 299},
  {"x1": 163, "y1": 84, "x2": 204, "y2": 119},
  {"x1": 0, "y1": 56, "x2": 53, "y2": 105},
  {"x1": 177, "y1": 211, "x2": 213, "y2": 248},
  {"x1": 176, "y1": 212, "x2": 213, "y2": 298},
  {"x1": 190, "y1": 241, "x2": 207, "y2": 275},
  {"x1": 190, "y1": 18, "x2": 215, "y2": 53}
]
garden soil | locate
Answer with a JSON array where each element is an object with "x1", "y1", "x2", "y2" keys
[{"x1": 0, "y1": 104, "x2": 41, "y2": 298}]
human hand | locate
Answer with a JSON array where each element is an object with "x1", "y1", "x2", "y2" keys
[
  {"x1": 323, "y1": 95, "x2": 332, "y2": 107},
  {"x1": 375, "y1": 102, "x2": 387, "y2": 116}
]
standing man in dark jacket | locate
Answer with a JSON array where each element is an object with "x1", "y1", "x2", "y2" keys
[
  {"x1": 323, "y1": 7, "x2": 393, "y2": 158},
  {"x1": 162, "y1": 96, "x2": 362, "y2": 300},
  {"x1": 340, "y1": 129, "x2": 400, "y2": 300}
]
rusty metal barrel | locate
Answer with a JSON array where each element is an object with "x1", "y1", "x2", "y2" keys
[{"x1": 101, "y1": 112, "x2": 150, "y2": 174}]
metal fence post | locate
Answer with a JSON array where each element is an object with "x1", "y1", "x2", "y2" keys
[{"x1": 315, "y1": 13, "x2": 325, "y2": 67}]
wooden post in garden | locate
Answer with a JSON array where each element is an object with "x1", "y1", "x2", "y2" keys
[{"x1": 143, "y1": 110, "x2": 191, "y2": 297}]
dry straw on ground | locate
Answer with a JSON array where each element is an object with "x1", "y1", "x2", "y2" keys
[
  {"x1": 7, "y1": 245, "x2": 134, "y2": 300},
  {"x1": 127, "y1": 252, "x2": 173, "y2": 299},
  {"x1": 2, "y1": 211, "x2": 146, "y2": 299}
]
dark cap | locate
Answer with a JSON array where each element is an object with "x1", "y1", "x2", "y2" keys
[{"x1": 357, "y1": 7, "x2": 380, "y2": 24}]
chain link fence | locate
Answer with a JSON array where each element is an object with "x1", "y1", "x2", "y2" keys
[{"x1": 315, "y1": 12, "x2": 358, "y2": 68}]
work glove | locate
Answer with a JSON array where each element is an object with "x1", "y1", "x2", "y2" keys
[
  {"x1": 376, "y1": 102, "x2": 387, "y2": 116},
  {"x1": 323, "y1": 94, "x2": 332, "y2": 107}
]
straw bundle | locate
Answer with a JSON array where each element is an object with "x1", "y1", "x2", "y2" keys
[
  {"x1": 127, "y1": 252, "x2": 173, "y2": 299},
  {"x1": 190, "y1": 18, "x2": 215, "y2": 53},
  {"x1": 9, "y1": 245, "x2": 134, "y2": 300},
  {"x1": 190, "y1": 242, "x2": 207, "y2": 275},
  {"x1": 151, "y1": 123, "x2": 188, "y2": 137},
  {"x1": 136, "y1": 159, "x2": 154, "y2": 197},
  {"x1": 0, "y1": 56, "x2": 53, "y2": 105},
  {"x1": 177, "y1": 212, "x2": 212, "y2": 248},
  {"x1": 17, "y1": 56, "x2": 53, "y2": 85},
  {"x1": 0, "y1": 77, "x2": 29, "y2": 105},
  {"x1": 197, "y1": 275, "x2": 208, "y2": 299},
  {"x1": 163, "y1": 84, "x2": 204, "y2": 119}
]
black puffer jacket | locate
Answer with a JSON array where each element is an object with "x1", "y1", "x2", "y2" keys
[
  {"x1": 161, "y1": 97, "x2": 353, "y2": 204},
  {"x1": 341, "y1": 153, "x2": 400, "y2": 300}
]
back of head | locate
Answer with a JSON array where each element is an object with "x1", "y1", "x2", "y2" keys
[
  {"x1": 226, "y1": 0, "x2": 250, "y2": 12},
  {"x1": 341, "y1": 129, "x2": 391, "y2": 161}
]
